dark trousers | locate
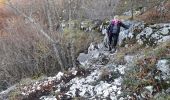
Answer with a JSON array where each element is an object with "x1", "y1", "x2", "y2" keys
[{"x1": 108, "y1": 33, "x2": 119, "y2": 48}]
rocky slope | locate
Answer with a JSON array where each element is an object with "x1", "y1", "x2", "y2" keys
[{"x1": 0, "y1": 21, "x2": 170, "y2": 100}]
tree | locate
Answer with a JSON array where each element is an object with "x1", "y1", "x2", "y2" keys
[{"x1": 7, "y1": 0, "x2": 66, "y2": 71}]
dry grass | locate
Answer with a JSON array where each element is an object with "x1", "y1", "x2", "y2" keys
[
  {"x1": 114, "y1": 39, "x2": 170, "y2": 65},
  {"x1": 118, "y1": 15, "x2": 132, "y2": 20},
  {"x1": 138, "y1": 1, "x2": 170, "y2": 23},
  {"x1": 99, "y1": 68, "x2": 110, "y2": 81},
  {"x1": 114, "y1": 44, "x2": 144, "y2": 64}
]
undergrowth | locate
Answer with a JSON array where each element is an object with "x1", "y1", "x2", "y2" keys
[{"x1": 121, "y1": 41, "x2": 170, "y2": 99}]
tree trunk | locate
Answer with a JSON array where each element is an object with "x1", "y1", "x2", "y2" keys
[
  {"x1": 71, "y1": 41, "x2": 76, "y2": 68},
  {"x1": 131, "y1": 0, "x2": 134, "y2": 20},
  {"x1": 68, "y1": 0, "x2": 72, "y2": 29},
  {"x1": 46, "y1": 0, "x2": 53, "y2": 32}
]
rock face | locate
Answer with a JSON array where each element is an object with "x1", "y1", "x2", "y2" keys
[
  {"x1": 120, "y1": 22, "x2": 170, "y2": 46},
  {"x1": 137, "y1": 24, "x2": 170, "y2": 46},
  {"x1": 61, "y1": 20, "x2": 170, "y2": 47}
]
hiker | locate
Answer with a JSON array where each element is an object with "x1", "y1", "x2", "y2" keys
[{"x1": 107, "y1": 15, "x2": 129, "y2": 52}]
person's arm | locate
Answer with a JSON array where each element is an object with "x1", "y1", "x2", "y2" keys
[{"x1": 120, "y1": 22, "x2": 129, "y2": 29}]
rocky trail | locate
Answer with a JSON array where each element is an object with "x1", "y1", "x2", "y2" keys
[{"x1": 0, "y1": 43, "x2": 127, "y2": 100}]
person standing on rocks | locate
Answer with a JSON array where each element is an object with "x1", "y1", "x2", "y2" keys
[{"x1": 107, "y1": 15, "x2": 129, "y2": 52}]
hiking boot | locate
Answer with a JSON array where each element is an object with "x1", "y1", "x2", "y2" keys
[
  {"x1": 112, "y1": 48, "x2": 116, "y2": 52},
  {"x1": 111, "y1": 46, "x2": 117, "y2": 52}
]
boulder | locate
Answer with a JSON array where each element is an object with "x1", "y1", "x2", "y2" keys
[
  {"x1": 77, "y1": 50, "x2": 101, "y2": 66},
  {"x1": 160, "y1": 27, "x2": 170, "y2": 35},
  {"x1": 136, "y1": 27, "x2": 153, "y2": 45},
  {"x1": 119, "y1": 21, "x2": 145, "y2": 46},
  {"x1": 166, "y1": 87, "x2": 170, "y2": 94},
  {"x1": 157, "y1": 59, "x2": 170, "y2": 80}
]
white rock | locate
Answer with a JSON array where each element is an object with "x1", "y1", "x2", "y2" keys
[
  {"x1": 123, "y1": 10, "x2": 132, "y2": 16},
  {"x1": 138, "y1": 27, "x2": 153, "y2": 38},
  {"x1": 88, "y1": 43, "x2": 96, "y2": 52},
  {"x1": 158, "y1": 36, "x2": 170, "y2": 43},
  {"x1": 117, "y1": 90, "x2": 121, "y2": 95},
  {"x1": 116, "y1": 65, "x2": 126, "y2": 75},
  {"x1": 114, "y1": 77, "x2": 123, "y2": 86},
  {"x1": 102, "y1": 29, "x2": 107, "y2": 35},
  {"x1": 144, "y1": 86, "x2": 153, "y2": 93},
  {"x1": 124, "y1": 55, "x2": 134, "y2": 64},
  {"x1": 72, "y1": 71, "x2": 77, "y2": 75},
  {"x1": 110, "y1": 95, "x2": 117, "y2": 100},
  {"x1": 94, "y1": 82, "x2": 111, "y2": 95},
  {"x1": 40, "y1": 96, "x2": 57, "y2": 100},
  {"x1": 119, "y1": 30, "x2": 129, "y2": 45},
  {"x1": 37, "y1": 85, "x2": 41, "y2": 90},
  {"x1": 56, "y1": 72, "x2": 64, "y2": 80},
  {"x1": 157, "y1": 60, "x2": 170, "y2": 80},
  {"x1": 119, "y1": 97, "x2": 125, "y2": 100},
  {"x1": 161, "y1": 27, "x2": 170, "y2": 35}
]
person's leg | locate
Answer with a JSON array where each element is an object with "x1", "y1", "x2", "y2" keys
[
  {"x1": 112, "y1": 35, "x2": 119, "y2": 51},
  {"x1": 108, "y1": 34, "x2": 113, "y2": 51}
]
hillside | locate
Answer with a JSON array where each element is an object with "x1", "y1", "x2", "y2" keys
[
  {"x1": 0, "y1": 21, "x2": 170, "y2": 100},
  {"x1": 0, "y1": 0, "x2": 170, "y2": 100}
]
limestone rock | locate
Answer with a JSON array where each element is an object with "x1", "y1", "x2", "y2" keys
[{"x1": 157, "y1": 60, "x2": 170, "y2": 80}]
